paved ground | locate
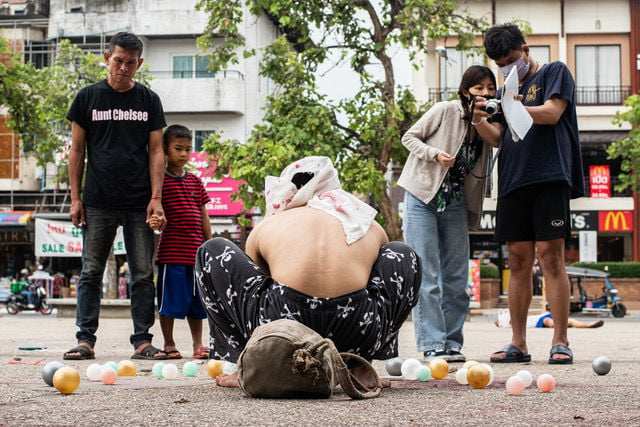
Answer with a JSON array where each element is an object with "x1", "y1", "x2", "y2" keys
[{"x1": 0, "y1": 307, "x2": 638, "y2": 426}]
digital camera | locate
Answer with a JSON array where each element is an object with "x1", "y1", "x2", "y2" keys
[{"x1": 483, "y1": 99, "x2": 501, "y2": 115}]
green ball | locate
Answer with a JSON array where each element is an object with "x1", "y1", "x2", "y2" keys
[
  {"x1": 416, "y1": 365, "x2": 431, "y2": 382},
  {"x1": 105, "y1": 361, "x2": 118, "y2": 372},
  {"x1": 152, "y1": 362, "x2": 166, "y2": 378},
  {"x1": 182, "y1": 361, "x2": 198, "y2": 377}
]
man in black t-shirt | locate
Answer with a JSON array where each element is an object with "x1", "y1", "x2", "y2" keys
[
  {"x1": 484, "y1": 24, "x2": 584, "y2": 366},
  {"x1": 64, "y1": 32, "x2": 168, "y2": 361}
]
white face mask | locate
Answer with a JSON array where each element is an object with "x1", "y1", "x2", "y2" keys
[{"x1": 498, "y1": 57, "x2": 530, "y2": 80}]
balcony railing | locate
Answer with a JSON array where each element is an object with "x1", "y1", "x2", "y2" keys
[
  {"x1": 575, "y1": 86, "x2": 631, "y2": 105},
  {"x1": 429, "y1": 86, "x2": 632, "y2": 106},
  {"x1": 584, "y1": 176, "x2": 632, "y2": 197},
  {"x1": 147, "y1": 70, "x2": 244, "y2": 80}
]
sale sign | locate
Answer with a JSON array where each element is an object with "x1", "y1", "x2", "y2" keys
[
  {"x1": 589, "y1": 165, "x2": 610, "y2": 198},
  {"x1": 35, "y1": 219, "x2": 125, "y2": 257},
  {"x1": 189, "y1": 152, "x2": 245, "y2": 216}
]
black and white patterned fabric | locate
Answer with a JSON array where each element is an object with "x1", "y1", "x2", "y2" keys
[{"x1": 195, "y1": 237, "x2": 421, "y2": 362}]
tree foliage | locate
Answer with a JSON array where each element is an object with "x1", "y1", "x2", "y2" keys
[
  {"x1": 196, "y1": 0, "x2": 486, "y2": 240},
  {"x1": 0, "y1": 38, "x2": 151, "y2": 181},
  {"x1": 609, "y1": 94, "x2": 640, "y2": 193}
]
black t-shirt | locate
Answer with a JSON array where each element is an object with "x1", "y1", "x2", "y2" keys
[
  {"x1": 497, "y1": 61, "x2": 585, "y2": 199},
  {"x1": 66, "y1": 79, "x2": 166, "y2": 209}
]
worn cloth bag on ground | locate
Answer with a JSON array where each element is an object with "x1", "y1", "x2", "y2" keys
[{"x1": 237, "y1": 319, "x2": 382, "y2": 399}]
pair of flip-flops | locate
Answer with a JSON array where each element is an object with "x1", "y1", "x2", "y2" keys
[{"x1": 490, "y1": 343, "x2": 573, "y2": 364}]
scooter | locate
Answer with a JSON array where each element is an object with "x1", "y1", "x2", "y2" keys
[{"x1": 6, "y1": 285, "x2": 53, "y2": 315}]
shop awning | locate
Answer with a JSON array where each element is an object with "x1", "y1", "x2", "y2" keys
[{"x1": 0, "y1": 211, "x2": 33, "y2": 226}]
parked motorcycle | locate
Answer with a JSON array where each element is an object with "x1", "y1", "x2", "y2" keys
[{"x1": 6, "y1": 285, "x2": 53, "y2": 315}]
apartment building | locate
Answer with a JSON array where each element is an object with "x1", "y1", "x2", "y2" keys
[
  {"x1": 0, "y1": 0, "x2": 277, "y2": 278},
  {"x1": 405, "y1": 0, "x2": 639, "y2": 267}
]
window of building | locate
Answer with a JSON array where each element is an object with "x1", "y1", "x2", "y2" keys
[
  {"x1": 438, "y1": 47, "x2": 484, "y2": 101},
  {"x1": 172, "y1": 55, "x2": 215, "y2": 79},
  {"x1": 528, "y1": 45, "x2": 550, "y2": 64},
  {"x1": 575, "y1": 45, "x2": 622, "y2": 104},
  {"x1": 194, "y1": 130, "x2": 216, "y2": 152}
]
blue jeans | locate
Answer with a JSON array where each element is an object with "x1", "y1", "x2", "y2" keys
[
  {"x1": 403, "y1": 191, "x2": 470, "y2": 352},
  {"x1": 76, "y1": 206, "x2": 156, "y2": 349}
]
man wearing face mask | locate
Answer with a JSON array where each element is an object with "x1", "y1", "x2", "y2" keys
[{"x1": 483, "y1": 24, "x2": 584, "y2": 365}]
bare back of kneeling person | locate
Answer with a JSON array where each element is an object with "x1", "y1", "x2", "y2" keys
[{"x1": 195, "y1": 157, "x2": 421, "y2": 387}]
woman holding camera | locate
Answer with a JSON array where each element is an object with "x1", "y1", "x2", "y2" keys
[{"x1": 398, "y1": 65, "x2": 501, "y2": 363}]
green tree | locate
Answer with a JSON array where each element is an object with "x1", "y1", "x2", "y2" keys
[
  {"x1": 196, "y1": 0, "x2": 486, "y2": 240},
  {"x1": 609, "y1": 94, "x2": 640, "y2": 193},
  {"x1": 0, "y1": 38, "x2": 151, "y2": 181}
]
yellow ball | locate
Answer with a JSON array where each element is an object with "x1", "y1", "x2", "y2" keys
[
  {"x1": 117, "y1": 360, "x2": 137, "y2": 376},
  {"x1": 428, "y1": 358, "x2": 449, "y2": 380},
  {"x1": 206, "y1": 359, "x2": 224, "y2": 379},
  {"x1": 462, "y1": 360, "x2": 480, "y2": 369},
  {"x1": 467, "y1": 364, "x2": 491, "y2": 389},
  {"x1": 52, "y1": 366, "x2": 80, "y2": 395}
]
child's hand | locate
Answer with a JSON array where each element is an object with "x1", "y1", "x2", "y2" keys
[{"x1": 149, "y1": 214, "x2": 162, "y2": 231}]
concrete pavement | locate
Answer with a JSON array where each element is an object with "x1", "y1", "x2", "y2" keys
[{"x1": 0, "y1": 307, "x2": 639, "y2": 426}]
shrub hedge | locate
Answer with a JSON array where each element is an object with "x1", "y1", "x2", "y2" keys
[
  {"x1": 480, "y1": 264, "x2": 500, "y2": 279},
  {"x1": 570, "y1": 262, "x2": 640, "y2": 278}
]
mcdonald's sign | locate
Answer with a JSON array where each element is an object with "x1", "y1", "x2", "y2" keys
[
  {"x1": 598, "y1": 211, "x2": 633, "y2": 231},
  {"x1": 590, "y1": 165, "x2": 610, "y2": 198}
]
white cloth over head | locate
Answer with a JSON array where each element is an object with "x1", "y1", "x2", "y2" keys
[{"x1": 264, "y1": 156, "x2": 378, "y2": 245}]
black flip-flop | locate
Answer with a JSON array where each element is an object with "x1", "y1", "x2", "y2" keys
[
  {"x1": 549, "y1": 344, "x2": 573, "y2": 364},
  {"x1": 588, "y1": 320, "x2": 604, "y2": 328},
  {"x1": 63, "y1": 345, "x2": 95, "y2": 360},
  {"x1": 490, "y1": 344, "x2": 531, "y2": 363},
  {"x1": 131, "y1": 343, "x2": 169, "y2": 360}
]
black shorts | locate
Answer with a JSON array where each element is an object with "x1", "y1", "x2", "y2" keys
[
  {"x1": 495, "y1": 182, "x2": 571, "y2": 242},
  {"x1": 195, "y1": 237, "x2": 421, "y2": 362}
]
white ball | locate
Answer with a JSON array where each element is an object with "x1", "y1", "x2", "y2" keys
[
  {"x1": 222, "y1": 361, "x2": 238, "y2": 374},
  {"x1": 86, "y1": 363, "x2": 103, "y2": 381},
  {"x1": 455, "y1": 367, "x2": 469, "y2": 385},
  {"x1": 162, "y1": 363, "x2": 178, "y2": 379},
  {"x1": 400, "y1": 358, "x2": 422, "y2": 380},
  {"x1": 480, "y1": 363, "x2": 495, "y2": 385},
  {"x1": 516, "y1": 369, "x2": 533, "y2": 387}
]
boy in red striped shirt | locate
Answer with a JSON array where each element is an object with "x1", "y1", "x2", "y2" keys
[{"x1": 149, "y1": 125, "x2": 212, "y2": 359}]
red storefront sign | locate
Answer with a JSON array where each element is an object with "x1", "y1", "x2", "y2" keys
[
  {"x1": 598, "y1": 211, "x2": 633, "y2": 232},
  {"x1": 589, "y1": 165, "x2": 610, "y2": 198},
  {"x1": 189, "y1": 152, "x2": 245, "y2": 216}
]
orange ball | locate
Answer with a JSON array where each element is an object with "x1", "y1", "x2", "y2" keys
[
  {"x1": 536, "y1": 373, "x2": 555, "y2": 392},
  {"x1": 428, "y1": 358, "x2": 449, "y2": 380},
  {"x1": 206, "y1": 359, "x2": 224, "y2": 379},
  {"x1": 117, "y1": 360, "x2": 137, "y2": 376},
  {"x1": 52, "y1": 366, "x2": 81, "y2": 395},
  {"x1": 467, "y1": 364, "x2": 491, "y2": 389},
  {"x1": 101, "y1": 367, "x2": 118, "y2": 385}
]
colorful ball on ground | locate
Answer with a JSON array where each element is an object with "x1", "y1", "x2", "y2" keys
[
  {"x1": 536, "y1": 374, "x2": 555, "y2": 392},
  {"x1": 455, "y1": 367, "x2": 469, "y2": 385},
  {"x1": 516, "y1": 370, "x2": 533, "y2": 387},
  {"x1": 100, "y1": 367, "x2": 117, "y2": 385},
  {"x1": 467, "y1": 364, "x2": 491, "y2": 389},
  {"x1": 162, "y1": 363, "x2": 178, "y2": 379},
  {"x1": 117, "y1": 360, "x2": 137, "y2": 376},
  {"x1": 400, "y1": 358, "x2": 422, "y2": 380},
  {"x1": 52, "y1": 366, "x2": 80, "y2": 394},
  {"x1": 42, "y1": 361, "x2": 66, "y2": 387},
  {"x1": 415, "y1": 365, "x2": 431, "y2": 382},
  {"x1": 592, "y1": 356, "x2": 612, "y2": 375},
  {"x1": 480, "y1": 363, "x2": 495, "y2": 385},
  {"x1": 152, "y1": 362, "x2": 166, "y2": 378},
  {"x1": 222, "y1": 361, "x2": 238, "y2": 374},
  {"x1": 206, "y1": 360, "x2": 224, "y2": 379},
  {"x1": 86, "y1": 363, "x2": 103, "y2": 381},
  {"x1": 428, "y1": 358, "x2": 449, "y2": 380},
  {"x1": 104, "y1": 361, "x2": 118, "y2": 372},
  {"x1": 385, "y1": 357, "x2": 404, "y2": 376},
  {"x1": 506, "y1": 375, "x2": 526, "y2": 395},
  {"x1": 182, "y1": 361, "x2": 198, "y2": 377}
]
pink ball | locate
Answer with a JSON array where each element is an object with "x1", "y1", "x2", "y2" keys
[
  {"x1": 506, "y1": 375, "x2": 525, "y2": 395},
  {"x1": 100, "y1": 368, "x2": 118, "y2": 385},
  {"x1": 536, "y1": 373, "x2": 555, "y2": 392}
]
